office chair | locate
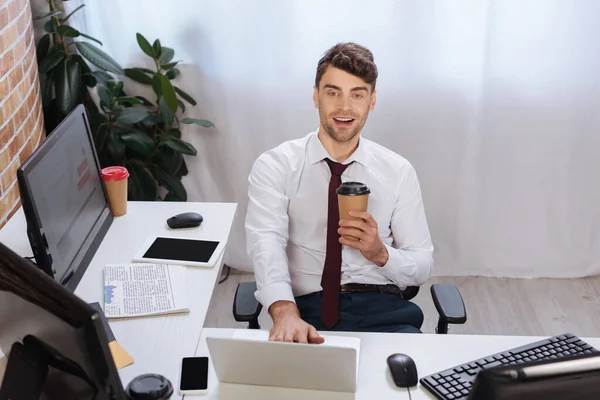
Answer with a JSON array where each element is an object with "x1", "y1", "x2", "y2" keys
[{"x1": 233, "y1": 282, "x2": 467, "y2": 334}]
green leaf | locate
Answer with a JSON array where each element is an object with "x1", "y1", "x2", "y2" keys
[
  {"x1": 157, "y1": 146, "x2": 183, "y2": 174},
  {"x1": 39, "y1": 48, "x2": 64, "y2": 73},
  {"x1": 72, "y1": 54, "x2": 91, "y2": 74},
  {"x1": 164, "y1": 137, "x2": 197, "y2": 156},
  {"x1": 79, "y1": 33, "x2": 103, "y2": 46},
  {"x1": 75, "y1": 41, "x2": 124, "y2": 75},
  {"x1": 177, "y1": 100, "x2": 185, "y2": 113},
  {"x1": 44, "y1": 19, "x2": 58, "y2": 33},
  {"x1": 36, "y1": 34, "x2": 51, "y2": 60},
  {"x1": 124, "y1": 68, "x2": 153, "y2": 84},
  {"x1": 152, "y1": 73, "x2": 162, "y2": 97},
  {"x1": 151, "y1": 166, "x2": 187, "y2": 201},
  {"x1": 164, "y1": 192, "x2": 180, "y2": 201},
  {"x1": 160, "y1": 74, "x2": 177, "y2": 113},
  {"x1": 126, "y1": 163, "x2": 157, "y2": 201},
  {"x1": 178, "y1": 159, "x2": 189, "y2": 177},
  {"x1": 158, "y1": 47, "x2": 174, "y2": 65},
  {"x1": 174, "y1": 86, "x2": 197, "y2": 106},
  {"x1": 60, "y1": 4, "x2": 85, "y2": 23},
  {"x1": 161, "y1": 61, "x2": 179, "y2": 70},
  {"x1": 116, "y1": 107, "x2": 150, "y2": 124},
  {"x1": 97, "y1": 83, "x2": 110, "y2": 110},
  {"x1": 135, "y1": 96, "x2": 154, "y2": 106},
  {"x1": 167, "y1": 128, "x2": 181, "y2": 139},
  {"x1": 152, "y1": 39, "x2": 162, "y2": 58},
  {"x1": 94, "y1": 123, "x2": 109, "y2": 151},
  {"x1": 42, "y1": 75, "x2": 54, "y2": 107},
  {"x1": 166, "y1": 68, "x2": 180, "y2": 80},
  {"x1": 136, "y1": 33, "x2": 155, "y2": 58},
  {"x1": 55, "y1": 58, "x2": 82, "y2": 115},
  {"x1": 106, "y1": 134, "x2": 127, "y2": 164},
  {"x1": 159, "y1": 97, "x2": 174, "y2": 126},
  {"x1": 57, "y1": 25, "x2": 80, "y2": 37},
  {"x1": 82, "y1": 73, "x2": 96, "y2": 88},
  {"x1": 34, "y1": 10, "x2": 63, "y2": 20},
  {"x1": 180, "y1": 118, "x2": 215, "y2": 128},
  {"x1": 116, "y1": 96, "x2": 143, "y2": 105},
  {"x1": 134, "y1": 67, "x2": 155, "y2": 74},
  {"x1": 92, "y1": 70, "x2": 112, "y2": 86},
  {"x1": 121, "y1": 131, "x2": 156, "y2": 157}
]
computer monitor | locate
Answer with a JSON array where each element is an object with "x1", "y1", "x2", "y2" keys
[
  {"x1": 17, "y1": 104, "x2": 113, "y2": 290},
  {"x1": 0, "y1": 241, "x2": 126, "y2": 399}
]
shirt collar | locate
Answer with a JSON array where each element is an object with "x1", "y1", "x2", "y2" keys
[{"x1": 307, "y1": 129, "x2": 370, "y2": 167}]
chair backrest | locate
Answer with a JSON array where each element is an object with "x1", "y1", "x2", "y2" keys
[{"x1": 401, "y1": 286, "x2": 419, "y2": 300}]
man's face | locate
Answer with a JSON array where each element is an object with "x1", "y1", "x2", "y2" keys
[{"x1": 313, "y1": 66, "x2": 376, "y2": 143}]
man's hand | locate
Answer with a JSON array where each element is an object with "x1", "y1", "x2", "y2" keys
[
  {"x1": 268, "y1": 301, "x2": 325, "y2": 344},
  {"x1": 338, "y1": 210, "x2": 389, "y2": 267}
]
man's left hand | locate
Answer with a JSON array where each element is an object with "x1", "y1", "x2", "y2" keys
[{"x1": 338, "y1": 210, "x2": 389, "y2": 267}]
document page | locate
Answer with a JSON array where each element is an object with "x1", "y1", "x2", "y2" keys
[{"x1": 103, "y1": 263, "x2": 189, "y2": 318}]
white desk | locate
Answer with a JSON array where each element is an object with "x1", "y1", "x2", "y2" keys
[
  {"x1": 0, "y1": 201, "x2": 237, "y2": 399},
  {"x1": 195, "y1": 328, "x2": 600, "y2": 399}
]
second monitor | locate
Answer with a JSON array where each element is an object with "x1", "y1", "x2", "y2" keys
[{"x1": 17, "y1": 104, "x2": 113, "y2": 290}]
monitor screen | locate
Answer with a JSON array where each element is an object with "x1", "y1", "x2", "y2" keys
[{"x1": 17, "y1": 104, "x2": 113, "y2": 289}]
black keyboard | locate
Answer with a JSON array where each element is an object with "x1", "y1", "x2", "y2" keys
[{"x1": 420, "y1": 333, "x2": 599, "y2": 400}]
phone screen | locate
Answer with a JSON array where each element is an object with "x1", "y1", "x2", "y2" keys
[{"x1": 180, "y1": 357, "x2": 209, "y2": 391}]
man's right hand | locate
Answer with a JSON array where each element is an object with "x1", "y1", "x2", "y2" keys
[{"x1": 268, "y1": 301, "x2": 325, "y2": 344}]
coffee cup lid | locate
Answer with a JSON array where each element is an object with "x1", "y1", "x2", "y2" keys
[
  {"x1": 101, "y1": 166, "x2": 129, "y2": 181},
  {"x1": 125, "y1": 374, "x2": 173, "y2": 400},
  {"x1": 336, "y1": 181, "x2": 370, "y2": 196}
]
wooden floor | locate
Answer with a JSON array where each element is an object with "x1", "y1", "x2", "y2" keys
[{"x1": 204, "y1": 269, "x2": 600, "y2": 337}]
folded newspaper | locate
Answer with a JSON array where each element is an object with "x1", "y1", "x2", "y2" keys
[{"x1": 103, "y1": 263, "x2": 189, "y2": 318}]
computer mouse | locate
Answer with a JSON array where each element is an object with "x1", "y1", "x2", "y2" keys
[
  {"x1": 166, "y1": 212, "x2": 203, "y2": 229},
  {"x1": 387, "y1": 353, "x2": 418, "y2": 388}
]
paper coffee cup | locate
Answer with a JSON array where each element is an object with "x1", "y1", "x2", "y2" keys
[
  {"x1": 101, "y1": 166, "x2": 129, "y2": 217},
  {"x1": 125, "y1": 374, "x2": 173, "y2": 400},
  {"x1": 337, "y1": 181, "x2": 371, "y2": 241}
]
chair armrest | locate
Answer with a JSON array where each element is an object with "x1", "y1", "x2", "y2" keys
[
  {"x1": 233, "y1": 281, "x2": 263, "y2": 323},
  {"x1": 431, "y1": 284, "x2": 467, "y2": 324}
]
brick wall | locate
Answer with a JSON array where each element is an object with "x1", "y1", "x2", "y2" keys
[{"x1": 0, "y1": 0, "x2": 44, "y2": 228}]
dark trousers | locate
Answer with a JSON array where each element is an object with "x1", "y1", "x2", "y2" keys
[{"x1": 295, "y1": 291, "x2": 424, "y2": 333}]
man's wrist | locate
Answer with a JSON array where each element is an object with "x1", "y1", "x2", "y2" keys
[
  {"x1": 373, "y1": 244, "x2": 390, "y2": 267},
  {"x1": 268, "y1": 300, "x2": 299, "y2": 321}
]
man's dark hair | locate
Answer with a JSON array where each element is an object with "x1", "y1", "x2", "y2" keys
[{"x1": 315, "y1": 42, "x2": 378, "y2": 91}]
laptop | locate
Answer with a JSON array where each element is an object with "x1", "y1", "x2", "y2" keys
[{"x1": 206, "y1": 331, "x2": 361, "y2": 393}]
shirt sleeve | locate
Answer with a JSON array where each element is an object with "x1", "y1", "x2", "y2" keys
[
  {"x1": 245, "y1": 152, "x2": 296, "y2": 311},
  {"x1": 377, "y1": 163, "x2": 434, "y2": 286}
]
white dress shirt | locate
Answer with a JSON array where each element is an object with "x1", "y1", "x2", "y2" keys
[{"x1": 245, "y1": 130, "x2": 434, "y2": 311}]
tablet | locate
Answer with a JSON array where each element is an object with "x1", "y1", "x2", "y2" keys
[{"x1": 132, "y1": 237, "x2": 226, "y2": 268}]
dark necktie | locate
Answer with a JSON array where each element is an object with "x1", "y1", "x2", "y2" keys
[{"x1": 321, "y1": 158, "x2": 351, "y2": 329}]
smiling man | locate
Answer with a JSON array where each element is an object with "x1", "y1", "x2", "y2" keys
[{"x1": 245, "y1": 43, "x2": 434, "y2": 343}]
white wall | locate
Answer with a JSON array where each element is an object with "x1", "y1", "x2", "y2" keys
[{"x1": 60, "y1": 0, "x2": 600, "y2": 278}]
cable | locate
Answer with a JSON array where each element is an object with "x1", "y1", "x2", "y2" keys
[
  {"x1": 407, "y1": 387, "x2": 412, "y2": 400},
  {"x1": 218, "y1": 265, "x2": 231, "y2": 284}
]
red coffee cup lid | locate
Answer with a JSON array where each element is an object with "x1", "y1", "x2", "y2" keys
[{"x1": 101, "y1": 166, "x2": 129, "y2": 181}]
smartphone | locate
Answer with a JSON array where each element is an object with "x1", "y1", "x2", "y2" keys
[{"x1": 179, "y1": 356, "x2": 210, "y2": 395}]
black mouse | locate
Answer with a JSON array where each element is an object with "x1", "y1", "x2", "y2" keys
[
  {"x1": 387, "y1": 353, "x2": 418, "y2": 388},
  {"x1": 167, "y1": 212, "x2": 203, "y2": 229}
]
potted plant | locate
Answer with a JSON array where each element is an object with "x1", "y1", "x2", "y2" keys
[
  {"x1": 92, "y1": 33, "x2": 214, "y2": 201},
  {"x1": 34, "y1": 2, "x2": 124, "y2": 134}
]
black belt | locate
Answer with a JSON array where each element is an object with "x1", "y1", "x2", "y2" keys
[{"x1": 340, "y1": 283, "x2": 404, "y2": 297}]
